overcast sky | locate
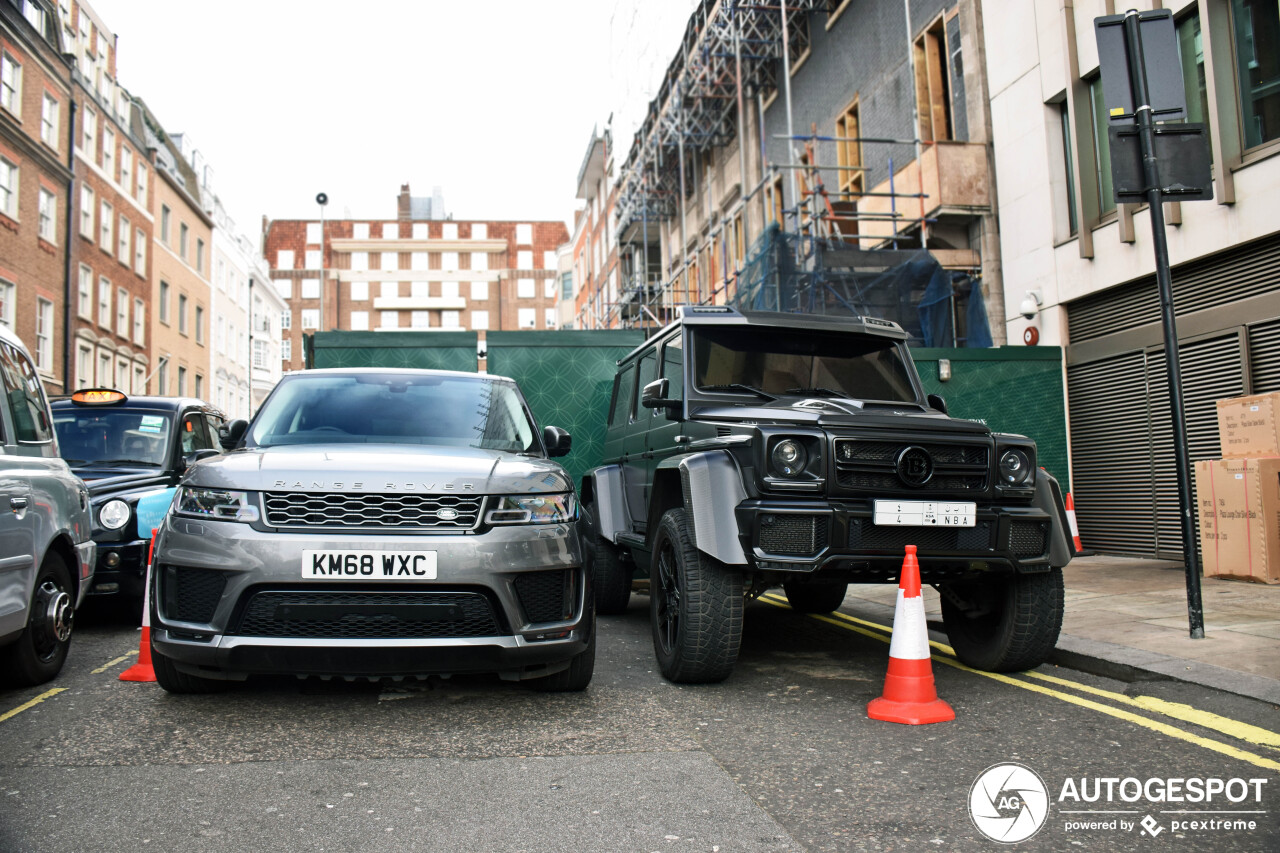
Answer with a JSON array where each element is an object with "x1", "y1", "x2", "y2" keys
[{"x1": 95, "y1": 0, "x2": 697, "y2": 239}]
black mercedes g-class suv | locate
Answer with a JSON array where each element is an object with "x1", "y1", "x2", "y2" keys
[{"x1": 582, "y1": 307, "x2": 1072, "y2": 683}]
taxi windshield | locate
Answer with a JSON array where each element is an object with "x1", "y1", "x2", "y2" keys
[
  {"x1": 53, "y1": 410, "x2": 173, "y2": 468},
  {"x1": 249, "y1": 373, "x2": 538, "y2": 453}
]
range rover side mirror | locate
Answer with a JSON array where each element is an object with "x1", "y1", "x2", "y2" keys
[
  {"x1": 927, "y1": 393, "x2": 948, "y2": 415},
  {"x1": 219, "y1": 418, "x2": 249, "y2": 450},
  {"x1": 543, "y1": 425, "x2": 572, "y2": 457}
]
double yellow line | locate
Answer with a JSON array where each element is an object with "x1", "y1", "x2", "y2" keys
[{"x1": 759, "y1": 593, "x2": 1280, "y2": 773}]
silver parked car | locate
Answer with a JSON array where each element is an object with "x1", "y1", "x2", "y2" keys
[
  {"x1": 149, "y1": 369, "x2": 593, "y2": 693},
  {"x1": 0, "y1": 326, "x2": 95, "y2": 686}
]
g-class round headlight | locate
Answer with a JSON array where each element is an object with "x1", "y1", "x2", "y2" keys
[
  {"x1": 99, "y1": 499, "x2": 131, "y2": 530},
  {"x1": 999, "y1": 449, "x2": 1033, "y2": 486},
  {"x1": 771, "y1": 439, "x2": 808, "y2": 477}
]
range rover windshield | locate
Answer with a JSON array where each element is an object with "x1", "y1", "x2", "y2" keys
[
  {"x1": 249, "y1": 373, "x2": 538, "y2": 452},
  {"x1": 692, "y1": 324, "x2": 919, "y2": 403}
]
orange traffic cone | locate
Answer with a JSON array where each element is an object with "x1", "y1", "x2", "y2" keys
[
  {"x1": 867, "y1": 545, "x2": 954, "y2": 725},
  {"x1": 119, "y1": 528, "x2": 158, "y2": 683},
  {"x1": 1065, "y1": 493, "x2": 1084, "y2": 554}
]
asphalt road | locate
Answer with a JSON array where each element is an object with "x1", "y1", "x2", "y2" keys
[{"x1": 1, "y1": 592, "x2": 1277, "y2": 852}]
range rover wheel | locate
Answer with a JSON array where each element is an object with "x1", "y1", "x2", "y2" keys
[
  {"x1": 0, "y1": 553, "x2": 74, "y2": 686},
  {"x1": 582, "y1": 504, "x2": 631, "y2": 615},
  {"x1": 650, "y1": 508, "x2": 743, "y2": 684},
  {"x1": 527, "y1": 612, "x2": 596, "y2": 692},
  {"x1": 152, "y1": 640, "x2": 232, "y2": 694},
  {"x1": 782, "y1": 579, "x2": 848, "y2": 614},
  {"x1": 940, "y1": 569, "x2": 1064, "y2": 672}
]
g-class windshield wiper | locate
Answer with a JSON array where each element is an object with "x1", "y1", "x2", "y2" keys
[
  {"x1": 702, "y1": 384, "x2": 777, "y2": 401},
  {"x1": 784, "y1": 387, "x2": 850, "y2": 398}
]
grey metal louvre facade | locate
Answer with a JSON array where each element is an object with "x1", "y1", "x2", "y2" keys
[{"x1": 1065, "y1": 233, "x2": 1280, "y2": 560}]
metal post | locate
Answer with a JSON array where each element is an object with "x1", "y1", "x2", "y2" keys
[
  {"x1": 318, "y1": 202, "x2": 327, "y2": 331},
  {"x1": 903, "y1": 0, "x2": 928, "y2": 248},
  {"x1": 676, "y1": 90, "x2": 690, "y2": 305},
  {"x1": 733, "y1": 1, "x2": 751, "y2": 253},
  {"x1": 1123, "y1": 10, "x2": 1204, "y2": 639},
  {"x1": 779, "y1": 0, "x2": 799, "y2": 243}
]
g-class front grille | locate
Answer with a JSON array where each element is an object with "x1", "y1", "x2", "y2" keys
[
  {"x1": 758, "y1": 514, "x2": 829, "y2": 556},
  {"x1": 832, "y1": 438, "x2": 990, "y2": 494},
  {"x1": 262, "y1": 492, "x2": 482, "y2": 531},
  {"x1": 848, "y1": 519, "x2": 993, "y2": 551},
  {"x1": 1009, "y1": 521, "x2": 1048, "y2": 557},
  {"x1": 231, "y1": 590, "x2": 502, "y2": 639}
]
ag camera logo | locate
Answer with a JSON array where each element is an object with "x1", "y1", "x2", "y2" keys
[{"x1": 969, "y1": 763, "x2": 1050, "y2": 843}]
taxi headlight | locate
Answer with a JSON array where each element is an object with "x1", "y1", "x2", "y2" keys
[
  {"x1": 485, "y1": 493, "x2": 577, "y2": 525},
  {"x1": 176, "y1": 487, "x2": 260, "y2": 523},
  {"x1": 99, "y1": 499, "x2": 131, "y2": 530}
]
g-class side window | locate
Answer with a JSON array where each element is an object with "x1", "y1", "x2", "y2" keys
[
  {"x1": 608, "y1": 364, "x2": 636, "y2": 427},
  {"x1": 662, "y1": 335, "x2": 683, "y2": 400},
  {"x1": 633, "y1": 352, "x2": 657, "y2": 422}
]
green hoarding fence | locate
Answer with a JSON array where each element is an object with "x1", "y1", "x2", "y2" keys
[
  {"x1": 307, "y1": 331, "x2": 479, "y2": 372},
  {"x1": 486, "y1": 330, "x2": 646, "y2": 490},
  {"x1": 911, "y1": 346, "x2": 1068, "y2": 491}
]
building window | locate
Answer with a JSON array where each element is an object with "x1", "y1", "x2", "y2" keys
[
  {"x1": 301, "y1": 309, "x2": 319, "y2": 329},
  {"x1": 160, "y1": 205, "x2": 170, "y2": 242},
  {"x1": 98, "y1": 276, "x2": 111, "y2": 327},
  {"x1": 136, "y1": 162, "x2": 147, "y2": 202},
  {"x1": 103, "y1": 126, "x2": 114, "y2": 175},
  {"x1": 442, "y1": 223, "x2": 458, "y2": 240},
  {"x1": 134, "y1": 299, "x2": 144, "y2": 344},
  {"x1": 179, "y1": 223, "x2": 189, "y2": 259},
  {"x1": 306, "y1": 249, "x2": 321, "y2": 269},
  {"x1": 517, "y1": 250, "x2": 533, "y2": 269},
  {"x1": 159, "y1": 280, "x2": 170, "y2": 323},
  {"x1": 120, "y1": 148, "x2": 131, "y2": 194},
  {"x1": 306, "y1": 221, "x2": 321, "y2": 243},
  {"x1": 351, "y1": 251, "x2": 368, "y2": 271},
  {"x1": 913, "y1": 18, "x2": 954, "y2": 142},
  {"x1": 561, "y1": 272, "x2": 573, "y2": 301},
  {"x1": 281, "y1": 338, "x2": 292, "y2": 361},
  {"x1": 411, "y1": 310, "x2": 431, "y2": 329},
  {"x1": 350, "y1": 311, "x2": 368, "y2": 331},
  {"x1": 178, "y1": 293, "x2": 188, "y2": 334},
  {"x1": 281, "y1": 310, "x2": 291, "y2": 330},
  {"x1": 195, "y1": 305, "x2": 205, "y2": 344},
  {"x1": 0, "y1": 53, "x2": 20, "y2": 115},
  {"x1": 380, "y1": 251, "x2": 397, "y2": 271},
  {"x1": 0, "y1": 157, "x2": 17, "y2": 218},
  {"x1": 379, "y1": 311, "x2": 398, "y2": 329},
  {"x1": 97, "y1": 351, "x2": 111, "y2": 387},
  {"x1": 545, "y1": 308, "x2": 557, "y2": 329},
  {"x1": 544, "y1": 278, "x2": 556, "y2": 299},
  {"x1": 301, "y1": 279, "x2": 319, "y2": 299},
  {"x1": 177, "y1": 366, "x2": 187, "y2": 396},
  {"x1": 1088, "y1": 76, "x2": 1116, "y2": 217},
  {"x1": 472, "y1": 252, "x2": 488, "y2": 271},
  {"x1": 441, "y1": 252, "x2": 458, "y2": 270},
  {"x1": 118, "y1": 214, "x2": 129, "y2": 259},
  {"x1": 35, "y1": 298, "x2": 53, "y2": 370},
  {"x1": 411, "y1": 281, "x2": 429, "y2": 299},
  {"x1": 273, "y1": 278, "x2": 292, "y2": 299},
  {"x1": 156, "y1": 359, "x2": 168, "y2": 395},
  {"x1": 380, "y1": 281, "x2": 398, "y2": 300},
  {"x1": 116, "y1": 287, "x2": 127, "y2": 334},
  {"x1": 411, "y1": 252, "x2": 428, "y2": 270},
  {"x1": 38, "y1": 188, "x2": 56, "y2": 242},
  {"x1": 79, "y1": 184, "x2": 94, "y2": 237},
  {"x1": 77, "y1": 264, "x2": 91, "y2": 317},
  {"x1": 352, "y1": 223, "x2": 369, "y2": 239},
  {"x1": 350, "y1": 280, "x2": 368, "y2": 301},
  {"x1": 1056, "y1": 101, "x2": 1079, "y2": 237},
  {"x1": 471, "y1": 281, "x2": 488, "y2": 301},
  {"x1": 381, "y1": 223, "x2": 397, "y2": 239},
  {"x1": 441, "y1": 310, "x2": 460, "y2": 328},
  {"x1": 135, "y1": 228, "x2": 146, "y2": 273},
  {"x1": 82, "y1": 107, "x2": 95, "y2": 154},
  {"x1": 76, "y1": 343, "x2": 92, "y2": 389},
  {"x1": 516, "y1": 224, "x2": 533, "y2": 244},
  {"x1": 194, "y1": 374, "x2": 203, "y2": 399},
  {"x1": 517, "y1": 278, "x2": 535, "y2": 299},
  {"x1": 275, "y1": 249, "x2": 294, "y2": 269},
  {"x1": 196, "y1": 238, "x2": 205, "y2": 273},
  {"x1": 518, "y1": 308, "x2": 536, "y2": 329},
  {"x1": 1231, "y1": 0, "x2": 1280, "y2": 149},
  {"x1": 134, "y1": 365, "x2": 144, "y2": 395},
  {"x1": 441, "y1": 281, "x2": 459, "y2": 300},
  {"x1": 0, "y1": 279, "x2": 12, "y2": 328},
  {"x1": 100, "y1": 200, "x2": 113, "y2": 251},
  {"x1": 471, "y1": 224, "x2": 487, "y2": 240},
  {"x1": 836, "y1": 98, "x2": 864, "y2": 204},
  {"x1": 471, "y1": 310, "x2": 489, "y2": 330},
  {"x1": 411, "y1": 223, "x2": 428, "y2": 239},
  {"x1": 40, "y1": 93, "x2": 58, "y2": 148}
]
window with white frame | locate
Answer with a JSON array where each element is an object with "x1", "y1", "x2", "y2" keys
[
  {"x1": 100, "y1": 200, "x2": 112, "y2": 251},
  {"x1": 471, "y1": 310, "x2": 489, "y2": 330},
  {"x1": 280, "y1": 310, "x2": 291, "y2": 330},
  {"x1": 517, "y1": 250, "x2": 533, "y2": 269},
  {"x1": 79, "y1": 184, "x2": 93, "y2": 237},
  {"x1": 135, "y1": 162, "x2": 147, "y2": 202},
  {"x1": 155, "y1": 358, "x2": 167, "y2": 394},
  {"x1": 471, "y1": 252, "x2": 488, "y2": 271},
  {"x1": 349, "y1": 280, "x2": 368, "y2": 301},
  {"x1": 134, "y1": 299, "x2": 144, "y2": 344},
  {"x1": 97, "y1": 351, "x2": 111, "y2": 387},
  {"x1": 102, "y1": 126, "x2": 114, "y2": 175},
  {"x1": 120, "y1": 148, "x2": 131, "y2": 194},
  {"x1": 305, "y1": 249, "x2": 321, "y2": 269},
  {"x1": 350, "y1": 311, "x2": 368, "y2": 331},
  {"x1": 471, "y1": 224, "x2": 487, "y2": 240},
  {"x1": 441, "y1": 251, "x2": 458, "y2": 270},
  {"x1": 545, "y1": 308, "x2": 557, "y2": 329},
  {"x1": 470, "y1": 281, "x2": 488, "y2": 301},
  {"x1": 441, "y1": 310, "x2": 460, "y2": 328},
  {"x1": 381, "y1": 223, "x2": 397, "y2": 239},
  {"x1": 178, "y1": 293, "x2": 188, "y2": 334},
  {"x1": 276, "y1": 249, "x2": 294, "y2": 269},
  {"x1": 516, "y1": 224, "x2": 532, "y2": 244},
  {"x1": 82, "y1": 106, "x2": 95, "y2": 154},
  {"x1": 301, "y1": 309, "x2": 319, "y2": 329},
  {"x1": 306, "y1": 222, "x2": 321, "y2": 243},
  {"x1": 517, "y1": 278, "x2": 535, "y2": 299},
  {"x1": 76, "y1": 343, "x2": 92, "y2": 389},
  {"x1": 118, "y1": 214, "x2": 129, "y2": 259},
  {"x1": 195, "y1": 305, "x2": 205, "y2": 344},
  {"x1": 135, "y1": 228, "x2": 145, "y2": 273},
  {"x1": 518, "y1": 308, "x2": 536, "y2": 329},
  {"x1": 0, "y1": 157, "x2": 17, "y2": 218},
  {"x1": 411, "y1": 310, "x2": 430, "y2": 328},
  {"x1": 38, "y1": 187, "x2": 55, "y2": 242},
  {"x1": 159, "y1": 205, "x2": 170, "y2": 243},
  {"x1": 411, "y1": 281, "x2": 429, "y2": 299},
  {"x1": 281, "y1": 338, "x2": 292, "y2": 361},
  {"x1": 98, "y1": 276, "x2": 111, "y2": 327},
  {"x1": 380, "y1": 251, "x2": 397, "y2": 271},
  {"x1": 0, "y1": 53, "x2": 20, "y2": 115},
  {"x1": 116, "y1": 287, "x2": 127, "y2": 333},
  {"x1": 544, "y1": 277, "x2": 557, "y2": 298},
  {"x1": 114, "y1": 358, "x2": 128, "y2": 392},
  {"x1": 411, "y1": 252, "x2": 428, "y2": 270},
  {"x1": 300, "y1": 278, "x2": 319, "y2": 299},
  {"x1": 77, "y1": 264, "x2": 91, "y2": 317},
  {"x1": 216, "y1": 315, "x2": 225, "y2": 352},
  {"x1": 441, "y1": 281, "x2": 459, "y2": 300},
  {"x1": 380, "y1": 281, "x2": 397, "y2": 299},
  {"x1": 351, "y1": 251, "x2": 368, "y2": 271},
  {"x1": 196, "y1": 239, "x2": 204, "y2": 274},
  {"x1": 40, "y1": 94, "x2": 58, "y2": 148},
  {"x1": 379, "y1": 310, "x2": 398, "y2": 329},
  {"x1": 273, "y1": 278, "x2": 292, "y2": 299},
  {"x1": 543, "y1": 251, "x2": 555, "y2": 270},
  {"x1": 412, "y1": 223, "x2": 428, "y2": 239},
  {"x1": 35, "y1": 298, "x2": 53, "y2": 370},
  {"x1": 352, "y1": 223, "x2": 369, "y2": 239},
  {"x1": 159, "y1": 280, "x2": 170, "y2": 323},
  {"x1": 134, "y1": 365, "x2": 144, "y2": 395},
  {"x1": 442, "y1": 223, "x2": 458, "y2": 240},
  {"x1": 0, "y1": 279, "x2": 12, "y2": 329}
]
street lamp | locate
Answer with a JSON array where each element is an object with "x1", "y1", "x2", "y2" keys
[{"x1": 316, "y1": 192, "x2": 328, "y2": 331}]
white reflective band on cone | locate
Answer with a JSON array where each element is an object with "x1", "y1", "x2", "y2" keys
[{"x1": 887, "y1": 589, "x2": 931, "y2": 660}]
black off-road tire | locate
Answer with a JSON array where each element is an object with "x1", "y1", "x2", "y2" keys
[
  {"x1": 782, "y1": 579, "x2": 848, "y2": 614},
  {"x1": 582, "y1": 504, "x2": 631, "y2": 615},
  {"x1": 527, "y1": 614, "x2": 596, "y2": 693},
  {"x1": 0, "y1": 552, "x2": 74, "y2": 686},
  {"x1": 940, "y1": 568, "x2": 1064, "y2": 672},
  {"x1": 650, "y1": 508, "x2": 743, "y2": 684},
  {"x1": 151, "y1": 639, "x2": 233, "y2": 694}
]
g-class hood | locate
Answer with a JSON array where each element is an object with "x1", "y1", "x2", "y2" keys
[
  {"x1": 183, "y1": 444, "x2": 573, "y2": 495},
  {"x1": 692, "y1": 399, "x2": 991, "y2": 436}
]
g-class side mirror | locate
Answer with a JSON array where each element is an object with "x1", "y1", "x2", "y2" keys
[
  {"x1": 927, "y1": 393, "x2": 949, "y2": 415},
  {"x1": 219, "y1": 418, "x2": 249, "y2": 450},
  {"x1": 543, "y1": 425, "x2": 572, "y2": 457},
  {"x1": 641, "y1": 378, "x2": 681, "y2": 416}
]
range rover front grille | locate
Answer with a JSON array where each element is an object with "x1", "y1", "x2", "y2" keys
[
  {"x1": 513, "y1": 569, "x2": 576, "y2": 623},
  {"x1": 161, "y1": 566, "x2": 227, "y2": 623},
  {"x1": 832, "y1": 438, "x2": 990, "y2": 493},
  {"x1": 231, "y1": 590, "x2": 502, "y2": 639},
  {"x1": 262, "y1": 492, "x2": 482, "y2": 531}
]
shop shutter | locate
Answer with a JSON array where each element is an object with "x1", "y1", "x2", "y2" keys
[{"x1": 1248, "y1": 318, "x2": 1280, "y2": 393}]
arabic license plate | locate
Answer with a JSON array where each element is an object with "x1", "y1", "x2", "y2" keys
[
  {"x1": 302, "y1": 550, "x2": 437, "y2": 580},
  {"x1": 873, "y1": 500, "x2": 976, "y2": 527}
]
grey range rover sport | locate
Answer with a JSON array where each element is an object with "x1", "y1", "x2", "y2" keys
[{"x1": 148, "y1": 368, "x2": 593, "y2": 693}]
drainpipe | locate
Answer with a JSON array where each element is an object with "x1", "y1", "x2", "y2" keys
[{"x1": 62, "y1": 99, "x2": 78, "y2": 391}]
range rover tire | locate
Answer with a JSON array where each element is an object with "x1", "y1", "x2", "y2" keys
[
  {"x1": 940, "y1": 569, "x2": 1064, "y2": 672},
  {"x1": 0, "y1": 553, "x2": 74, "y2": 686},
  {"x1": 582, "y1": 504, "x2": 631, "y2": 615},
  {"x1": 527, "y1": 613, "x2": 596, "y2": 692},
  {"x1": 152, "y1": 639, "x2": 232, "y2": 694},
  {"x1": 782, "y1": 579, "x2": 848, "y2": 614},
  {"x1": 650, "y1": 508, "x2": 743, "y2": 684}
]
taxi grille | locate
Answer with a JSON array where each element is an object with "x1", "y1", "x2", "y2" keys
[
  {"x1": 262, "y1": 492, "x2": 482, "y2": 531},
  {"x1": 513, "y1": 570, "x2": 576, "y2": 623},
  {"x1": 161, "y1": 566, "x2": 227, "y2": 623},
  {"x1": 231, "y1": 591, "x2": 502, "y2": 639}
]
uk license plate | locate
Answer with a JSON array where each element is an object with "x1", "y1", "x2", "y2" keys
[
  {"x1": 873, "y1": 500, "x2": 976, "y2": 527},
  {"x1": 302, "y1": 550, "x2": 438, "y2": 580}
]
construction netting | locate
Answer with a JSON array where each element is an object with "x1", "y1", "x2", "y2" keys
[{"x1": 729, "y1": 224, "x2": 993, "y2": 348}]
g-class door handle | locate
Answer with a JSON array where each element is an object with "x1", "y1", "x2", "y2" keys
[{"x1": 9, "y1": 497, "x2": 28, "y2": 512}]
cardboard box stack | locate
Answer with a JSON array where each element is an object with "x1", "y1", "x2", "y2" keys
[{"x1": 1193, "y1": 392, "x2": 1280, "y2": 584}]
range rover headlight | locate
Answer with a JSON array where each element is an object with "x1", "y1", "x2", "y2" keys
[
  {"x1": 999, "y1": 449, "x2": 1034, "y2": 486},
  {"x1": 485, "y1": 493, "x2": 577, "y2": 525},
  {"x1": 770, "y1": 439, "x2": 808, "y2": 478},
  {"x1": 99, "y1": 499, "x2": 131, "y2": 530},
  {"x1": 176, "y1": 487, "x2": 260, "y2": 523}
]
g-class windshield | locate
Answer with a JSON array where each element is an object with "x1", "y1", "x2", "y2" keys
[
  {"x1": 249, "y1": 372, "x2": 538, "y2": 452},
  {"x1": 692, "y1": 324, "x2": 919, "y2": 403}
]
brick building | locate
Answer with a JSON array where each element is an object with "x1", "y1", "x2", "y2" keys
[
  {"x1": 0, "y1": 0, "x2": 73, "y2": 392},
  {"x1": 265, "y1": 184, "x2": 569, "y2": 372}
]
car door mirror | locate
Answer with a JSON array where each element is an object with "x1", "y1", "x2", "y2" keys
[
  {"x1": 927, "y1": 393, "x2": 948, "y2": 415},
  {"x1": 219, "y1": 418, "x2": 248, "y2": 450},
  {"x1": 640, "y1": 378, "x2": 680, "y2": 417},
  {"x1": 543, "y1": 425, "x2": 571, "y2": 457}
]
